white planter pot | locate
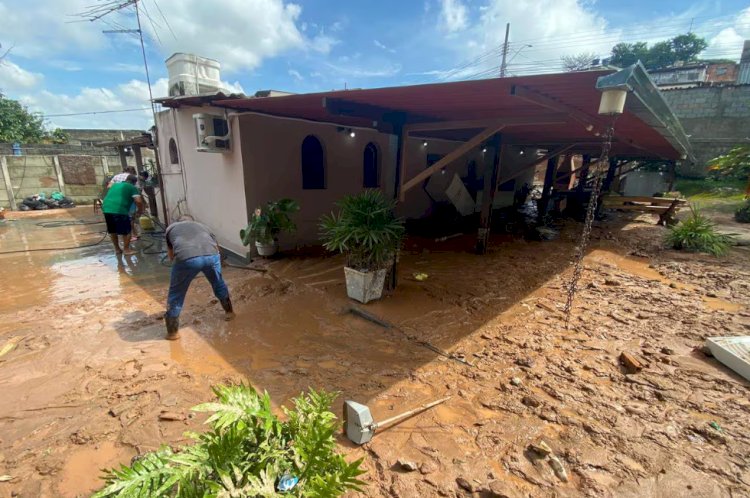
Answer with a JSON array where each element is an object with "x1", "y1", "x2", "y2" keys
[
  {"x1": 255, "y1": 240, "x2": 278, "y2": 257},
  {"x1": 344, "y1": 267, "x2": 387, "y2": 304}
]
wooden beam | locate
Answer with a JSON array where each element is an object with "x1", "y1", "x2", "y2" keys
[
  {"x1": 400, "y1": 125, "x2": 505, "y2": 198},
  {"x1": 533, "y1": 144, "x2": 577, "y2": 167},
  {"x1": 404, "y1": 114, "x2": 567, "y2": 133},
  {"x1": 133, "y1": 145, "x2": 144, "y2": 175},
  {"x1": 511, "y1": 85, "x2": 603, "y2": 133},
  {"x1": 388, "y1": 121, "x2": 407, "y2": 291},
  {"x1": 576, "y1": 154, "x2": 591, "y2": 192},
  {"x1": 52, "y1": 155, "x2": 66, "y2": 196},
  {"x1": 118, "y1": 146, "x2": 128, "y2": 171},
  {"x1": 476, "y1": 134, "x2": 504, "y2": 254}
]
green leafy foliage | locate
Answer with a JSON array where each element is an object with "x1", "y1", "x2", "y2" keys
[
  {"x1": 666, "y1": 205, "x2": 733, "y2": 256},
  {"x1": 735, "y1": 200, "x2": 750, "y2": 223},
  {"x1": 610, "y1": 32, "x2": 708, "y2": 69},
  {"x1": 94, "y1": 385, "x2": 365, "y2": 498},
  {"x1": 240, "y1": 198, "x2": 300, "y2": 245},
  {"x1": 0, "y1": 94, "x2": 45, "y2": 143},
  {"x1": 319, "y1": 190, "x2": 405, "y2": 271},
  {"x1": 708, "y1": 145, "x2": 750, "y2": 180}
]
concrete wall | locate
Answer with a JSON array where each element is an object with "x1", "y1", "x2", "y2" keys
[
  {"x1": 238, "y1": 112, "x2": 395, "y2": 245},
  {"x1": 0, "y1": 154, "x2": 119, "y2": 208},
  {"x1": 662, "y1": 85, "x2": 750, "y2": 176},
  {"x1": 156, "y1": 107, "x2": 249, "y2": 257}
]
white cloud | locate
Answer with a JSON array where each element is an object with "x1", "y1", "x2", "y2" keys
[
  {"x1": 324, "y1": 61, "x2": 402, "y2": 78},
  {"x1": 140, "y1": 0, "x2": 337, "y2": 72},
  {"x1": 288, "y1": 69, "x2": 303, "y2": 81},
  {"x1": 703, "y1": 7, "x2": 750, "y2": 60},
  {"x1": 440, "y1": 0, "x2": 468, "y2": 33},
  {"x1": 0, "y1": 59, "x2": 43, "y2": 91},
  {"x1": 374, "y1": 39, "x2": 396, "y2": 53}
]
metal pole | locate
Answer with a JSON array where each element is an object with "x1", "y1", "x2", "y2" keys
[
  {"x1": 499, "y1": 23, "x2": 510, "y2": 78},
  {"x1": 134, "y1": 0, "x2": 168, "y2": 222}
]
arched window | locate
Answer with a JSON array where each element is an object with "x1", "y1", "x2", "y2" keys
[
  {"x1": 301, "y1": 135, "x2": 326, "y2": 189},
  {"x1": 363, "y1": 142, "x2": 380, "y2": 188},
  {"x1": 168, "y1": 138, "x2": 179, "y2": 164}
]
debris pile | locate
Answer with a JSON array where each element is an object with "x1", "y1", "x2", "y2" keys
[{"x1": 19, "y1": 192, "x2": 75, "y2": 211}]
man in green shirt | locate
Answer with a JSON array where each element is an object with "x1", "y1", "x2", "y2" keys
[{"x1": 102, "y1": 174, "x2": 144, "y2": 255}]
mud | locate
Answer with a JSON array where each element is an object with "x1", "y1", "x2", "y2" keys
[{"x1": 0, "y1": 207, "x2": 749, "y2": 497}]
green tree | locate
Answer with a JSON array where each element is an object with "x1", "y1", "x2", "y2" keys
[
  {"x1": 0, "y1": 94, "x2": 45, "y2": 143},
  {"x1": 708, "y1": 145, "x2": 750, "y2": 180},
  {"x1": 609, "y1": 33, "x2": 708, "y2": 70}
]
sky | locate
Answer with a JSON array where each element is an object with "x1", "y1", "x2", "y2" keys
[{"x1": 0, "y1": 0, "x2": 749, "y2": 130}]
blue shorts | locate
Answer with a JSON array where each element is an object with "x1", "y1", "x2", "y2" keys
[{"x1": 104, "y1": 213, "x2": 132, "y2": 235}]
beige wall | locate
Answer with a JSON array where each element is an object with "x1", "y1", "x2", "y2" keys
[
  {"x1": 238, "y1": 113, "x2": 396, "y2": 245},
  {"x1": 156, "y1": 107, "x2": 249, "y2": 257}
]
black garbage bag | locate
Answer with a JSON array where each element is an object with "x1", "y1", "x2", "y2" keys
[
  {"x1": 23, "y1": 199, "x2": 40, "y2": 209},
  {"x1": 19, "y1": 204, "x2": 30, "y2": 211},
  {"x1": 34, "y1": 203, "x2": 48, "y2": 210}
]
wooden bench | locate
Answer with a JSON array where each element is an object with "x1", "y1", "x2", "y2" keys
[{"x1": 602, "y1": 195, "x2": 687, "y2": 226}]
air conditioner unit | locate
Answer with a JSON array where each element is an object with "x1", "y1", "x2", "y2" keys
[{"x1": 193, "y1": 113, "x2": 231, "y2": 153}]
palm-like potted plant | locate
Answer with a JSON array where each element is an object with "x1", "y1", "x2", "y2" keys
[
  {"x1": 320, "y1": 190, "x2": 405, "y2": 303},
  {"x1": 240, "y1": 198, "x2": 300, "y2": 256}
]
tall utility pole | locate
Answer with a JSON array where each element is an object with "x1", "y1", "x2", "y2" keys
[{"x1": 499, "y1": 23, "x2": 510, "y2": 78}]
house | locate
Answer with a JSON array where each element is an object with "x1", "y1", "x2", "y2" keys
[{"x1": 153, "y1": 55, "x2": 691, "y2": 259}]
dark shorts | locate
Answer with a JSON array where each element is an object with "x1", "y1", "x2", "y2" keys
[{"x1": 104, "y1": 213, "x2": 132, "y2": 235}]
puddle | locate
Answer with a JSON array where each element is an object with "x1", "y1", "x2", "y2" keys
[
  {"x1": 58, "y1": 440, "x2": 134, "y2": 497},
  {"x1": 703, "y1": 297, "x2": 743, "y2": 313}
]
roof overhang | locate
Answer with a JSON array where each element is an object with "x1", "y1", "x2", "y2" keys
[{"x1": 157, "y1": 67, "x2": 692, "y2": 161}]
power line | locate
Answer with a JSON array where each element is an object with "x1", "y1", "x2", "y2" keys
[{"x1": 43, "y1": 107, "x2": 151, "y2": 117}]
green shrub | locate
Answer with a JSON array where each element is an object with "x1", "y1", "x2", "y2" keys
[
  {"x1": 240, "y1": 198, "x2": 300, "y2": 245},
  {"x1": 735, "y1": 200, "x2": 750, "y2": 223},
  {"x1": 93, "y1": 385, "x2": 364, "y2": 498},
  {"x1": 666, "y1": 206, "x2": 733, "y2": 256},
  {"x1": 320, "y1": 190, "x2": 405, "y2": 271}
]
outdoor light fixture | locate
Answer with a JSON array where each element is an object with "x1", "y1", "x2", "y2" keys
[
  {"x1": 519, "y1": 148, "x2": 525, "y2": 155},
  {"x1": 482, "y1": 147, "x2": 488, "y2": 153},
  {"x1": 349, "y1": 130, "x2": 356, "y2": 138},
  {"x1": 422, "y1": 141, "x2": 428, "y2": 147},
  {"x1": 598, "y1": 88, "x2": 627, "y2": 115}
]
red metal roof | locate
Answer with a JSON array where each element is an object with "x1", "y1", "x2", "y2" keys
[{"x1": 166, "y1": 70, "x2": 684, "y2": 160}]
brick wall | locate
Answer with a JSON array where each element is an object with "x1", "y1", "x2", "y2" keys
[{"x1": 661, "y1": 85, "x2": 750, "y2": 176}]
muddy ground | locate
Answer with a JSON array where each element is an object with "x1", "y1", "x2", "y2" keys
[{"x1": 0, "y1": 207, "x2": 748, "y2": 497}]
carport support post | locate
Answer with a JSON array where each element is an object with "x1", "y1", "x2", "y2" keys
[
  {"x1": 1, "y1": 156, "x2": 17, "y2": 211},
  {"x1": 603, "y1": 157, "x2": 618, "y2": 192},
  {"x1": 387, "y1": 120, "x2": 407, "y2": 291},
  {"x1": 117, "y1": 146, "x2": 128, "y2": 171},
  {"x1": 133, "y1": 145, "x2": 143, "y2": 175},
  {"x1": 538, "y1": 156, "x2": 558, "y2": 224},
  {"x1": 476, "y1": 133, "x2": 503, "y2": 255},
  {"x1": 576, "y1": 154, "x2": 591, "y2": 192}
]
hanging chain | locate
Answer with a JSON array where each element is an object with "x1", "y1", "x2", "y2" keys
[{"x1": 563, "y1": 119, "x2": 617, "y2": 329}]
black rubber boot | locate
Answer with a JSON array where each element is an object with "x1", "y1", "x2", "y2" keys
[
  {"x1": 165, "y1": 315, "x2": 180, "y2": 340},
  {"x1": 220, "y1": 297, "x2": 235, "y2": 320}
]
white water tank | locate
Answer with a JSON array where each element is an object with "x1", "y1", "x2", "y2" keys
[{"x1": 166, "y1": 53, "x2": 222, "y2": 97}]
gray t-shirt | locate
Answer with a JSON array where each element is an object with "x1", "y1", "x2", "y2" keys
[{"x1": 165, "y1": 221, "x2": 219, "y2": 262}]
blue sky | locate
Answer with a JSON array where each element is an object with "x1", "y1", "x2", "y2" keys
[{"x1": 1, "y1": 0, "x2": 749, "y2": 129}]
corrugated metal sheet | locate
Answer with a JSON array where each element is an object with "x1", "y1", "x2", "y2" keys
[{"x1": 739, "y1": 63, "x2": 750, "y2": 85}]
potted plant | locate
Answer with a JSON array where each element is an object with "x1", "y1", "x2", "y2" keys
[
  {"x1": 240, "y1": 198, "x2": 300, "y2": 256},
  {"x1": 320, "y1": 190, "x2": 405, "y2": 303}
]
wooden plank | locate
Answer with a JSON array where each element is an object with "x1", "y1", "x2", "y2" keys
[
  {"x1": 538, "y1": 156, "x2": 558, "y2": 224},
  {"x1": 52, "y1": 156, "x2": 66, "y2": 195},
  {"x1": 0, "y1": 156, "x2": 17, "y2": 211},
  {"x1": 475, "y1": 134, "x2": 503, "y2": 254},
  {"x1": 404, "y1": 114, "x2": 566, "y2": 133},
  {"x1": 602, "y1": 195, "x2": 687, "y2": 205},
  {"x1": 401, "y1": 125, "x2": 505, "y2": 195},
  {"x1": 604, "y1": 205, "x2": 673, "y2": 213}
]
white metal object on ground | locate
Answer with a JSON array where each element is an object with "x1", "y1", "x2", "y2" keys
[
  {"x1": 343, "y1": 397, "x2": 451, "y2": 445},
  {"x1": 706, "y1": 336, "x2": 750, "y2": 382}
]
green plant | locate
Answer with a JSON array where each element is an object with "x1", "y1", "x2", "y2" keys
[
  {"x1": 94, "y1": 385, "x2": 364, "y2": 498},
  {"x1": 735, "y1": 200, "x2": 750, "y2": 223},
  {"x1": 320, "y1": 190, "x2": 405, "y2": 271},
  {"x1": 240, "y1": 199, "x2": 300, "y2": 245},
  {"x1": 708, "y1": 145, "x2": 750, "y2": 180},
  {"x1": 666, "y1": 205, "x2": 733, "y2": 256}
]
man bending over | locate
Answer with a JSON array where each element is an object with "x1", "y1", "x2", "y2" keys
[{"x1": 164, "y1": 215, "x2": 234, "y2": 340}]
